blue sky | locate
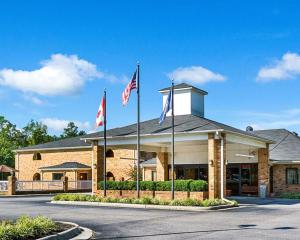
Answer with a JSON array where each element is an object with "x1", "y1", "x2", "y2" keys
[{"x1": 1, "y1": 0, "x2": 300, "y2": 134}]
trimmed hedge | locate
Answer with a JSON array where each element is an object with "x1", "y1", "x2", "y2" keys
[{"x1": 99, "y1": 180, "x2": 207, "y2": 192}]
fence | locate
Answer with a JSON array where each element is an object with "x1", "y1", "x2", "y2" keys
[
  {"x1": 68, "y1": 180, "x2": 92, "y2": 190},
  {"x1": 0, "y1": 181, "x2": 8, "y2": 192},
  {"x1": 16, "y1": 180, "x2": 92, "y2": 192}
]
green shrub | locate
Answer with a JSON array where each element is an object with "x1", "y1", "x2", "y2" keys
[
  {"x1": 140, "y1": 181, "x2": 156, "y2": 191},
  {"x1": 189, "y1": 180, "x2": 208, "y2": 191},
  {"x1": 174, "y1": 180, "x2": 192, "y2": 191},
  {"x1": 280, "y1": 193, "x2": 300, "y2": 199},
  {"x1": 98, "y1": 180, "x2": 208, "y2": 192},
  {"x1": 0, "y1": 215, "x2": 57, "y2": 240},
  {"x1": 155, "y1": 181, "x2": 172, "y2": 191}
]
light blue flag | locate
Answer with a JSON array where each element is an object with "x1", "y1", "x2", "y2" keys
[{"x1": 159, "y1": 90, "x2": 173, "y2": 125}]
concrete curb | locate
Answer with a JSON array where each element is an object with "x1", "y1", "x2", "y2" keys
[
  {"x1": 51, "y1": 200, "x2": 238, "y2": 211},
  {"x1": 37, "y1": 221, "x2": 93, "y2": 240}
]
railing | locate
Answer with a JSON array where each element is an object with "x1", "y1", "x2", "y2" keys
[
  {"x1": 0, "y1": 181, "x2": 8, "y2": 191},
  {"x1": 16, "y1": 180, "x2": 92, "y2": 191},
  {"x1": 16, "y1": 181, "x2": 64, "y2": 191},
  {"x1": 68, "y1": 180, "x2": 92, "y2": 190}
]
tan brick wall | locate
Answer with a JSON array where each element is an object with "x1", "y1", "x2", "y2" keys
[
  {"x1": 143, "y1": 167, "x2": 156, "y2": 181},
  {"x1": 273, "y1": 164, "x2": 300, "y2": 195},
  {"x1": 157, "y1": 152, "x2": 168, "y2": 181},
  {"x1": 16, "y1": 147, "x2": 135, "y2": 185},
  {"x1": 258, "y1": 145, "x2": 270, "y2": 195},
  {"x1": 16, "y1": 148, "x2": 93, "y2": 181},
  {"x1": 208, "y1": 133, "x2": 226, "y2": 199}
]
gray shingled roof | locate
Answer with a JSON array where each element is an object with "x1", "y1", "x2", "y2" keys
[
  {"x1": 16, "y1": 135, "x2": 91, "y2": 152},
  {"x1": 39, "y1": 162, "x2": 90, "y2": 170},
  {"x1": 16, "y1": 114, "x2": 271, "y2": 152},
  {"x1": 159, "y1": 83, "x2": 208, "y2": 95},
  {"x1": 253, "y1": 129, "x2": 300, "y2": 162},
  {"x1": 82, "y1": 114, "x2": 272, "y2": 142},
  {"x1": 140, "y1": 158, "x2": 157, "y2": 166}
]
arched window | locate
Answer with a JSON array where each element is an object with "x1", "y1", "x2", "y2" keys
[
  {"x1": 106, "y1": 172, "x2": 115, "y2": 181},
  {"x1": 33, "y1": 173, "x2": 41, "y2": 181},
  {"x1": 106, "y1": 149, "x2": 114, "y2": 158},
  {"x1": 33, "y1": 152, "x2": 42, "y2": 160}
]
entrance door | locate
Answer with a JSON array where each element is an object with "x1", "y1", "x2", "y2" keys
[{"x1": 226, "y1": 165, "x2": 240, "y2": 195}]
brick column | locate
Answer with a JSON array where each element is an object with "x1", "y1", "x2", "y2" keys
[
  {"x1": 258, "y1": 144, "x2": 270, "y2": 197},
  {"x1": 7, "y1": 176, "x2": 17, "y2": 195},
  {"x1": 208, "y1": 133, "x2": 226, "y2": 199},
  {"x1": 92, "y1": 141, "x2": 104, "y2": 194},
  {"x1": 156, "y1": 152, "x2": 169, "y2": 181}
]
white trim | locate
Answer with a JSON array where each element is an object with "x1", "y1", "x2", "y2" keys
[
  {"x1": 226, "y1": 133, "x2": 267, "y2": 148},
  {"x1": 271, "y1": 160, "x2": 300, "y2": 164}
]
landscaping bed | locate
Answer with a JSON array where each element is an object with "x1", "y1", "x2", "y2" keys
[
  {"x1": 279, "y1": 193, "x2": 300, "y2": 199},
  {"x1": 0, "y1": 215, "x2": 71, "y2": 240},
  {"x1": 53, "y1": 193, "x2": 237, "y2": 207}
]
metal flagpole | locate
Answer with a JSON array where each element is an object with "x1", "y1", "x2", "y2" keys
[
  {"x1": 171, "y1": 80, "x2": 175, "y2": 200},
  {"x1": 103, "y1": 89, "x2": 107, "y2": 197},
  {"x1": 136, "y1": 63, "x2": 141, "y2": 198}
]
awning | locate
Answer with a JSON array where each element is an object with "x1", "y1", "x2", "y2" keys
[{"x1": 39, "y1": 162, "x2": 91, "y2": 171}]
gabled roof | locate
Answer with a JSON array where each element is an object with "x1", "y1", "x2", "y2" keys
[
  {"x1": 253, "y1": 129, "x2": 300, "y2": 162},
  {"x1": 159, "y1": 83, "x2": 208, "y2": 95},
  {"x1": 15, "y1": 135, "x2": 91, "y2": 152},
  {"x1": 82, "y1": 114, "x2": 272, "y2": 143},
  {"x1": 39, "y1": 162, "x2": 91, "y2": 171}
]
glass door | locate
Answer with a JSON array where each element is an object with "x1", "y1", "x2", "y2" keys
[{"x1": 226, "y1": 165, "x2": 240, "y2": 195}]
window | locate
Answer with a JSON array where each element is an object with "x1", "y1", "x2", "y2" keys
[
  {"x1": 33, "y1": 173, "x2": 41, "y2": 181},
  {"x1": 106, "y1": 172, "x2": 115, "y2": 181},
  {"x1": 33, "y1": 152, "x2": 42, "y2": 160},
  {"x1": 52, "y1": 173, "x2": 63, "y2": 181},
  {"x1": 106, "y1": 149, "x2": 114, "y2": 158},
  {"x1": 286, "y1": 168, "x2": 298, "y2": 184}
]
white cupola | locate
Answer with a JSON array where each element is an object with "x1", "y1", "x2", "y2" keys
[{"x1": 159, "y1": 83, "x2": 208, "y2": 117}]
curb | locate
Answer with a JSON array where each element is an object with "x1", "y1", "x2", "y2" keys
[
  {"x1": 37, "y1": 221, "x2": 93, "y2": 240},
  {"x1": 51, "y1": 200, "x2": 238, "y2": 211}
]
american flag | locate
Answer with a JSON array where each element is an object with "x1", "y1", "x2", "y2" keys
[{"x1": 122, "y1": 71, "x2": 137, "y2": 105}]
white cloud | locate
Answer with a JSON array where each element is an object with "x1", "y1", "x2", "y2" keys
[
  {"x1": 257, "y1": 52, "x2": 300, "y2": 81},
  {"x1": 41, "y1": 118, "x2": 90, "y2": 132},
  {"x1": 168, "y1": 66, "x2": 226, "y2": 84},
  {"x1": 0, "y1": 54, "x2": 103, "y2": 96}
]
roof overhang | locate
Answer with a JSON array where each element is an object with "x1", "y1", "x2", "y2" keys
[
  {"x1": 270, "y1": 160, "x2": 300, "y2": 165},
  {"x1": 39, "y1": 167, "x2": 91, "y2": 171},
  {"x1": 14, "y1": 146, "x2": 92, "y2": 153}
]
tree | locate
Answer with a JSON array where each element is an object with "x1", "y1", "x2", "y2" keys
[
  {"x1": 0, "y1": 116, "x2": 24, "y2": 167},
  {"x1": 22, "y1": 120, "x2": 54, "y2": 146},
  {"x1": 60, "y1": 122, "x2": 86, "y2": 139}
]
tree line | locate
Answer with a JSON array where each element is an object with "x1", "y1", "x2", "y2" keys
[{"x1": 0, "y1": 116, "x2": 86, "y2": 167}]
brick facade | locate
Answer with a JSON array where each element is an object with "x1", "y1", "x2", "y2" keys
[
  {"x1": 258, "y1": 145, "x2": 270, "y2": 195},
  {"x1": 272, "y1": 164, "x2": 300, "y2": 195},
  {"x1": 16, "y1": 146, "x2": 135, "y2": 187}
]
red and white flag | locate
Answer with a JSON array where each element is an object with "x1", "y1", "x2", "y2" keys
[
  {"x1": 122, "y1": 71, "x2": 137, "y2": 105},
  {"x1": 96, "y1": 96, "x2": 105, "y2": 127}
]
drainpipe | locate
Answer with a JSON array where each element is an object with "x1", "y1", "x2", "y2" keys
[{"x1": 220, "y1": 135, "x2": 224, "y2": 200}]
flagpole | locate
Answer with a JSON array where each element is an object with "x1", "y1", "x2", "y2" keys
[
  {"x1": 137, "y1": 63, "x2": 140, "y2": 198},
  {"x1": 171, "y1": 80, "x2": 175, "y2": 200},
  {"x1": 103, "y1": 89, "x2": 107, "y2": 197}
]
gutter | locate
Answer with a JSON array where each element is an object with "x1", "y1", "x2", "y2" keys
[{"x1": 14, "y1": 145, "x2": 92, "y2": 153}]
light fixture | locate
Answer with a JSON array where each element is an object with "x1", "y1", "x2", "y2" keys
[{"x1": 209, "y1": 160, "x2": 214, "y2": 166}]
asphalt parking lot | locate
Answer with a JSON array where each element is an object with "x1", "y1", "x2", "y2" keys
[{"x1": 0, "y1": 195, "x2": 300, "y2": 239}]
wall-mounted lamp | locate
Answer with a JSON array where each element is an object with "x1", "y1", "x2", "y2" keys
[
  {"x1": 93, "y1": 163, "x2": 97, "y2": 169},
  {"x1": 209, "y1": 160, "x2": 214, "y2": 166}
]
